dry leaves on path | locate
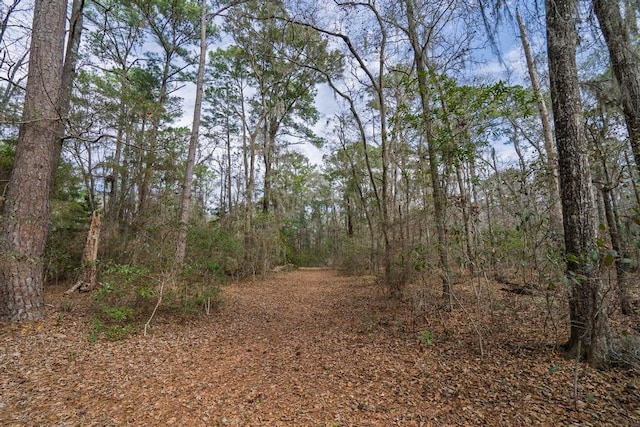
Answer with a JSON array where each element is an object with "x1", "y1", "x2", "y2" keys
[{"x1": 0, "y1": 268, "x2": 638, "y2": 426}]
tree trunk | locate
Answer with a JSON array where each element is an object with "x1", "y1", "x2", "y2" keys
[
  {"x1": 262, "y1": 121, "x2": 273, "y2": 213},
  {"x1": 404, "y1": 0, "x2": 452, "y2": 306},
  {"x1": 0, "y1": 0, "x2": 68, "y2": 321},
  {"x1": 176, "y1": 0, "x2": 207, "y2": 267},
  {"x1": 455, "y1": 163, "x2": 474, "y2": 273},
  {"x1": 546, "y1": 0, "x2": 611, "y2": 367},
  {"x1": 226, "y1": 116, "x2": 233, "y2": 214},
  {"x1": 66, "y1": 211, "x2": 101, "y2": 294},
  {"x1": 107, "y1": 69, "x2": 128, "y2": 222},
  {"x1": 591, "y1": 122, "x2": 634, "y2": 315},
  {"x1": 601, "y1": 188, "x2": 633, "y2": 315},
  {"x1": 594, "y1": 0, "x2": 640, "y2": 176},
  {"x1": 516, "y1": 10, "x2": 563, "y2": 241}
]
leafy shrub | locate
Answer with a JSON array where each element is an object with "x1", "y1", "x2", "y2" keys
[
  {"x1": 89, "y1": 263, "x2": 153, "y2": 340},
  {"x1": 177, "y1": 261, "x2": 223, "y2": 315},
  {"x1": 89, "y1": 261, "x2": 223, "y2": 340}
]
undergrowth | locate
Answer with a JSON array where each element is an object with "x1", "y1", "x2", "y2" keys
[{"x1": 89, "y1": 262, "x2": 223, "y2": 341}]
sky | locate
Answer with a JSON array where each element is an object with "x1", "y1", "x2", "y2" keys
[
  {"x1": 174, "y1": 22, "x2": 532, "y2": 169},
  {"x1": 0, "y1": 0, "x2": 536, "y2": 170}
]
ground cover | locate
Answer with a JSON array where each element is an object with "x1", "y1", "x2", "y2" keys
[{"x1": 0, "y1": 268, "x2": 638, "y2": 426}]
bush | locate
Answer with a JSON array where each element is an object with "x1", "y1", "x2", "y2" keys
[
  {"x1": 90, "y1": 263, "x2": 153, "y2": 339},
  {"x1": 89, "y1": 261, "x2": 223, "y2": 340}
]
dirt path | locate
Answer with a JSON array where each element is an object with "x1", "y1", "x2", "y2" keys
[{"x1": 0, "y1": 269, "x2": 638, "y2": 426}]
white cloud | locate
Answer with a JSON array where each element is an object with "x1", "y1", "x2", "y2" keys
[{"x1": 475, "y1": 44, "x2": 527, "y2": 83}]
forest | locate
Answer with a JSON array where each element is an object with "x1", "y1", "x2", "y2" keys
[{"x1": 0, "y1": 0, "x2": 639, "y2": 424}]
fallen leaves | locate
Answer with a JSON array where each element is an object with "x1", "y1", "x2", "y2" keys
[{"x1": 0, "y1": 268, "x2": 637, "y2": 426}]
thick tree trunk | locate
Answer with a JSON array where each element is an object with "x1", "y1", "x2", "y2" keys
[
  {"x1": 0, "y1": 0, "x2": 68, "y2": 321},
  {"x1": 546, "y1": 0, "x2": 611, "y2": 367},
  {"x1": 594, "y1": 0, "x2": 640, "y2": 176}
]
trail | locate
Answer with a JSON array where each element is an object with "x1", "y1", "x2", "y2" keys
[{"x1": 0, "y1": 269, "x2": 637, "y2": 426}]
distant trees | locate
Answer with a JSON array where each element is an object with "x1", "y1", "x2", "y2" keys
[
  {"x1": 0, "y1": 1, "x2": 637, "y2": 375},
  {"x1": 202, "y1": 0, "x2": 338, "y2": 273}
]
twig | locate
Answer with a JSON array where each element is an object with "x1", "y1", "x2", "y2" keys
[
  {"x1": 452, "y1": 289, "x2": 485, "y2": 357},
  {"x1": 573, "y1": 339, "x2": 581, "y2": 409},
  {"x1": 144, "y1": 276, "x2": 166, "y2": 336}
]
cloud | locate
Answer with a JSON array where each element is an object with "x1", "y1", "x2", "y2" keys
[{"x1": 474, "y1": 45, "x2": 528, "y2": 84}]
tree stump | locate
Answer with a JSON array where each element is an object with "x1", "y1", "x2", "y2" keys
[{"x1": 66, "y1": 211, "x2": 101, "y2": 294}]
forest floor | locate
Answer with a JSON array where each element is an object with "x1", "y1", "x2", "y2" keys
[{"x1": 0, "y1": 268, "x2": 639, "y2": 426}]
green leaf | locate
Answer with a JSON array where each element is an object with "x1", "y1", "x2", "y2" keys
[
  {"x1": 566, "y1": 253, "x2": 580, "y2": 264},
  {"x1": 603, "y1": 252, "x2": 616, "y2": 267},
  {"x1": 418, "y1": 331, "x2": 434, "y2": 346}
]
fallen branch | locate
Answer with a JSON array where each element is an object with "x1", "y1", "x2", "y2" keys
[{"x1": 144, "y1": 275, "x2": 166, "y2": 337}]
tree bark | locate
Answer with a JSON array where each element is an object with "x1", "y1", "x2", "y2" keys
[
  {"x1": 601, "y1": 188, "x2": 633, "y2": 315},
  {"x1": 0, "y1": 0, "x2": 68, "y2": 321},
  {"x1": 66, "y1": 211, "x2": 101, "y2": 294},
  {"x1": 176, "y1": 0, "x2": 208, "y2": 267},
  {"x1": 594, "y1": 0, "x2": 640, "y2": 176},
  {"x1": 516, "y1": 10, "x2": 563, "y2": 241},
  {"x1": 53, "y1": 0, "x2": 84, "y2": 178},
  {"x1": 546, "y1": 0, "x2": 611, "y2": 367},
  {"x1": 404, "y1": 0, "x2": 452, "y2": 306},
  {"x1": 590, "y1": 122, "x2": 634, "y2": 315}
]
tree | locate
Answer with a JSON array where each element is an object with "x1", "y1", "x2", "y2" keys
[
  {"x1": 284, "y1": 1, "x2": 399, "y2": 290},
  {"x1": 402, "y1": 0, "x2": 454, "y2": 304},
  {"x1": 594, "y1": 0, "x2": 640, "y2": 176},
  {"x1": 175, "y1": 0, "x2": 209, "y2": 267},
  {"x1": 545, "y1": 0, "x2": 611, "y2": 367},
  {"x1": 131, "y1": 0, "x2": 200, "y2": 215},
  {"x1": 0, "y1": 0, "x2": 68, "y2": 321},
  {"x1": 224, "y1": 1, "x2": 328, "y2": 214},
  {"x1": 84, "y1": 0, "x2": 145, "y2": 221},
  {"x1": 515, "y1": 10, "x2": 563, "y2": 241},
  {"x1": 205, "y1": 45, "x2": 260, "y2": 225},
  {"x1": 175, "y1": 0, "x2": 246, "y2": 267}
]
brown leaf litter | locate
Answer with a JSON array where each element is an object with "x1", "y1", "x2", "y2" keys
[{"x1": 0, "y1": 268, "x2": 638, "y2": 426}]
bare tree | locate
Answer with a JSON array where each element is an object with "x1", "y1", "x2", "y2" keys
[
  {"x1": 515, "y1": 10, "x2": 563, "y2": 240},
  {"x1": 594, "y1": 0, "x2": 640, "y2": 176}
]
